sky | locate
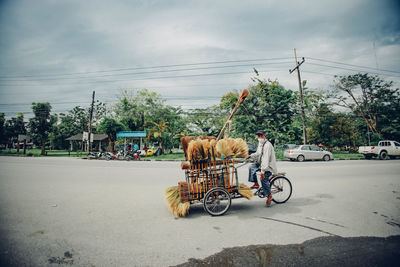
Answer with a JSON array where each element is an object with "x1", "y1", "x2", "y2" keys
[{"x1": 0, "y1": 0, "x2": 399, "y2": 117}]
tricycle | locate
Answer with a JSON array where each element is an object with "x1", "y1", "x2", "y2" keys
[{"x1": 180, "y1": 158, "x2": 292, "y2": 216}]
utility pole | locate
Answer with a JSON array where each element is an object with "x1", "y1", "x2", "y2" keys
[
  {"x1": 88, "y1": 91, "x2": 95, "y2": 153},
  {"x1": 289, "y1": 48, "x2": 307, "y2": 145}
]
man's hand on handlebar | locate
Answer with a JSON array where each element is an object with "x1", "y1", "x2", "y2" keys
[{"x1": 260, "y1": 172, "x2": 265, "y2": 180}]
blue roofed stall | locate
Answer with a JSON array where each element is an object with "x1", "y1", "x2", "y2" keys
[{"x1": 116, "y1": 131, "x2": 147, "y2": 152}]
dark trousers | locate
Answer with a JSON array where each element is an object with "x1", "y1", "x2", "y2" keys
[
  {"x1": 248, "y1": 164, "x2": 271, "y2": 196},
  {"x1": 261, "y1": 171, "x2": 272, "y2": 196}
]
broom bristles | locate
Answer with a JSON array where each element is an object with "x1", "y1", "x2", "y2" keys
[
  {"x1": 187, "y1": 138, "x2": 216, "y2": 161},
  {"x1": 232, "y1": 138, "x2": 249, "y2": 158},
  {"x1": 238, "y1": 183, "x2": 253, "y2": 200},
  {"x1": 215, "y1": 138, "x2": 248, "y2": 158},
  {"x1": 200, "y1": 139, "x2": 211, "y2": 160},
  {"x1": 199, "y1": 136, "x2": 216, "y2": 141},
  {"x1": 196, "y1": 138, "x2": 206, "y2": 160},
  {"x1": 216, "y1": 139, "x2": 233, "y2": 158},
  {"x1": 181, "y1": 136, "x2": 195, "y2": 160},
  {"x1": 164, "y1": 186, "x2": 190, "y2": 217},
  {"x1": 187, "y1": 139, "x2": 201, "y2": 161},
  {"x1": 210, "y1": 139, "x2": 219, "y2": 159}
]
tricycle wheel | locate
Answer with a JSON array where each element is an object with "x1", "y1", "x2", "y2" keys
[
  {"x1": 203, "y1": 187, "x2": 231, "y2": 216},
  {"x1": 270, "y1": 176, "x2": 292, "y2": 204}
]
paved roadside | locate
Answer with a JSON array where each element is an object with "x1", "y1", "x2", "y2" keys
[{"x1": 1, "y1": 157, "x2": 399, "y2": 266}]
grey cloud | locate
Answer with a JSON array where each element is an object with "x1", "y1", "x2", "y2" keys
[{"x1": 0, "y1": 0, "x2": 399, "y2": 116}]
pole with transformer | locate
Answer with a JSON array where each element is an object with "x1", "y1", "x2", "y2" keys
[
  {"x1": 289, "y1": 48, "x2": 307, "y2": 145},
  {"x1": 88, "y1": 91, "x2": 95, "y2": 153}
]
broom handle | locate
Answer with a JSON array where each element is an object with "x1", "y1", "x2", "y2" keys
[
  {"x1": 216, "y1": 89, "x2": 248, "y2": 141},
  {"x1": 231, "y1": 159, "x2": 235, "y2": 187},
  {"x1": 216, "y1": 103, "x2": 240, "y2": 141}
]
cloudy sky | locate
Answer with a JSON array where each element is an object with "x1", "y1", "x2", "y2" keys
[{"x1": 0, "y1": 0, "x2": 399, "y2": 117}]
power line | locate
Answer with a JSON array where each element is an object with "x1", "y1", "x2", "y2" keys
[
  {"x1": 0, "y1": 61, "x2": 293, "y2": 82},
  {"x1": 0, "y1": 96, "x2": 225, "y2": 106},
  {"x1": 307, "y1": 57, "x2": 400, "y2": 75},
  {"x1": 0, "y1": 68, "x2": 287, "y2": 86},
  {"x1": 0, "y1": 57, "x2": 292, "y2": 79},
  {"x1": 306, "y1": 62, "x2": 400, "y2": 78}
]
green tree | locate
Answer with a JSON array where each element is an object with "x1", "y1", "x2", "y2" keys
[
  {"x1": 220, "y1": 76, "x2": 298, "y2": 144},
  {"x1": 330, "y1": 114, "x2": 360, "y2": 147},
  {"x1": 0, "y1": 112, "x2": 6, "y2": 146},
  {"x1": 28, "y1": 103, "x2": 56, "y2": 155},
  {"x1": 50, "y1": 102, "x2": 108, "y2": 150},
  {"x1": 153, "y1": 105, "x2": 185, "y2": 151},
  {"x1": 185, "y1": 106, "x2": 225, "y2": 136},
  {"x1": 308, "y1": 104, "x2": 336, "y2": 146},
  {"x1": 50, "y1": 106, "x2": 88, "y2": 150},
  {"x1": 114, "y1": 89, "x2": 185, "y2": 151},
  {"x1": 308, "y1": 104, "x2": 361, "y2": 148},
  {"x1": 332, "y1": 73, "x2": 400, "y2": 139},
  {"x1": 2, "y1": 113, "x2": 27, "y2": 149},
  {"x1": 145, "y1": 121, "x2": 171, "y2": 154},
  {"x1": 97, "y1": 118, "x2": 126, "y2": 152},
  {"x1": 114, "y1": 89, "x2": 164, "y2": 131}
]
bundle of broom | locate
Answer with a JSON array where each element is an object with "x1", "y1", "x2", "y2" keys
[
  {"x1": 181, "y1": 136, "x2": 216, "y2": 161},
  {"x1": 215, "y1": 138, "x2": 252, "y2": 199},
  {"x1": 164, "y1": 185, "x2": 190, "y2": 217},
  {"x1": 215, "y1": 138, "x2": 249, "y2": 158},
  {"x1": 186, "y1": 138, "x2": 210, "y2": 162}
]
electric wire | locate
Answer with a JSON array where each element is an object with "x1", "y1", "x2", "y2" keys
[
  {"x1": 2, "y1": 56, "x2": 400, "y2": 117},
  {"x1": 0, "y1": 68, "x2": 287, "y2": 86},
  {"x1": 306, "y1": 62, "x2": 400, "y2": 78},
  {"x1": 307, "y1": 57, "x2": 400, "y2": 75},
  {"x1": 0, "y1": 57, "x2": 292, "y2": 79}
]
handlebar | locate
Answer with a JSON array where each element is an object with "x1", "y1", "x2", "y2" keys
[{"x1": 235, "y1": 160, "x2": 253, "y2": 169}]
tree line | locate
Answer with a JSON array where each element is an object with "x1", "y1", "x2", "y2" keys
[{"x1": 0, "y1": 72, "x2": 399, "y2": 155}]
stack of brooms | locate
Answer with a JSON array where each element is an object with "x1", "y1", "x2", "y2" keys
[{"x1": 164, "y1": 89, "x2": 253, "y2": 217}]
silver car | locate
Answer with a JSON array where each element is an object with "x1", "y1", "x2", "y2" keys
[{"x1": 284, "y1": 145, "x2": 333, "y2": 162}]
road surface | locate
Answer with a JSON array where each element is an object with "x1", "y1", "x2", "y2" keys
[{"x1": 0, "y1": 157, "x2": 399, "y2": 266}]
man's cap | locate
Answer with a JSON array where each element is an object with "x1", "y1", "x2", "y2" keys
[{"x1": 256, "y1": 130, "x2": 266, "y2": 135}]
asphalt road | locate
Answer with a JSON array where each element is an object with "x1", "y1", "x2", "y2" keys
[{"x1": 0, "y1": 157, "x2": 399, "y2": 266}]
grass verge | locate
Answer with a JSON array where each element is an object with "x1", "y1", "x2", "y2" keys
[
  {"x1": 1, "y1": 149, "x2": 364, "y2": 161},
  {"x1": 0, "y1": 149, "x2": 83, "y2": 157}
]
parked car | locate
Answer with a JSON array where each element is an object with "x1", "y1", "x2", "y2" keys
[
  {"x1": 279, "y1": 144, "x2": 298, "y2": 151},
  {"x1": 284, "y1": 145, "x2": 333, "y2": 162},
  {"x1": 138, "y1": 149, "x2": 155, "y2": 156},
  {"x1": 358, "y1": 140, "x2": 400, "y2": 160}
]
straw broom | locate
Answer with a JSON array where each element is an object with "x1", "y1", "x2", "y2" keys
[
  {"x1": 197, "y1": 139, "x2": 207, "y2": 160},
  {"x1": 216, "y1": 139, "x2": 229, "y2": 188},
  {"x1": 199, "y1": 135, "x2": 216, "y2": 142},
  {"x1": 209, "y1": 139, "x2": 219, "y2": 187},
  {"x1": 232, "y1": 138, "x2": 249, "y2": 158},
  {"x1": 200, "y1": 139, "x2": 211, "y2": 191},
  {"x1": 164, "y1": 186, "x2": 190, "y2": 217},
  {"x1": 238, "y1": 183, "x2": 253, "y2": 200},
  {"x1": 200, "y1": 139, "x2": 211, "y2": 160},
  {"x1": 181, "y1": 136, "x2": 195, "y2": 160},
  {"x1": 187, "y1": 139, "x2": 202, "y2": 162},
  {"x1": 216, "y1": 139, "x2": 233, "y2": 158}
]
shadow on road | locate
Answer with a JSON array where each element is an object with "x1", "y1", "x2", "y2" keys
[{"x1": 174, "y1": 235, "x2": 400, "y2": 267}]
